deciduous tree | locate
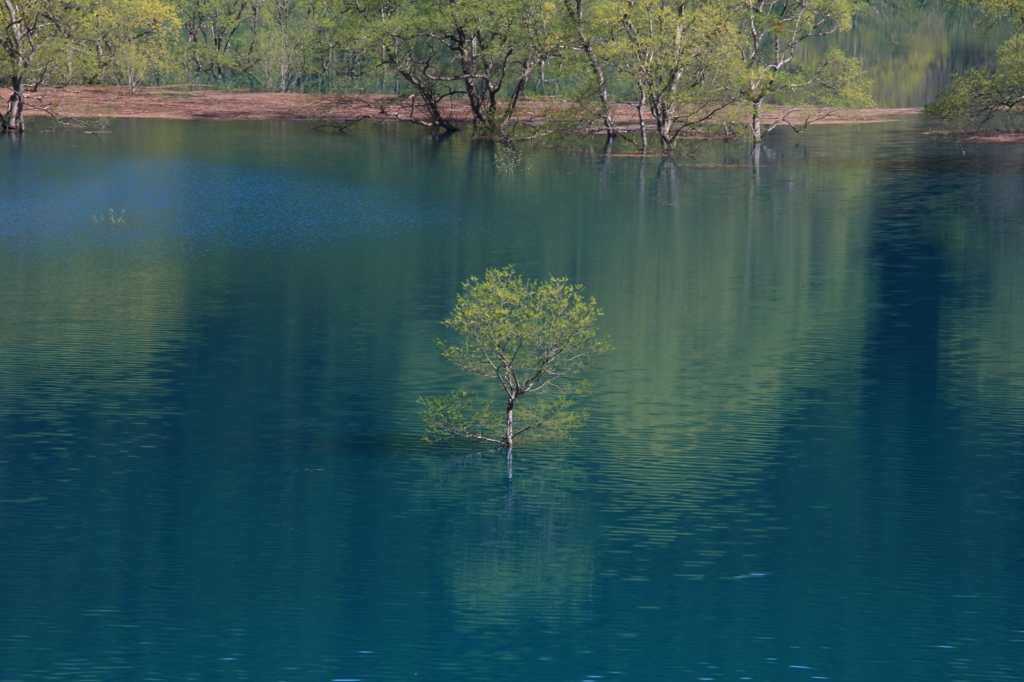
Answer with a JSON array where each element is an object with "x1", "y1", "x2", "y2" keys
[
  {"x1": 1, "y1": 0, "x2": 83, "y2": 131},
  {"x1": 600, "y1": 0, "x2": 741, "y2": 150},
  {"x1": 924, "y1": 0, "x2": 1024, "y2": 129},
  {"x1": 349, "y1": 0, "x2": 564, "y2": 135},
  {"x1": 419, "y1": 266, "x2": 610, "y2": 460},
  {"x1": 89, "y1": 0, "x2": 180, "y2": 93},
  {"x1": 179, "y1": 0, "x2": 264, "y2": 81},
  {"x1": 735, "y1": 0, "x2": 872, "y2": 143}
]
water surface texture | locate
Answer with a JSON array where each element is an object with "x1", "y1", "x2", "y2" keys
[{"x1": 1, "y1": 120, "x2": 1023, "y2": 682}]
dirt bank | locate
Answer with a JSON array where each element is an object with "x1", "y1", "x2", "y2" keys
[{"x1": 7, "y1": 85, "x2": 925, "y2": 130}]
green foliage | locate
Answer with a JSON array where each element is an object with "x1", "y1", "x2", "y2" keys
[
  {"x1": 2, "y1": 0, "x2": 962, "y2": 138},
  {"x1": 736, "y1": 0, "x2": 871, "y2": 142},
  {"x1": 89, "y1": 0, "x2": 182, "y2": 92},
  {"x1": 0, "y1": 0, "x2": 85, "y2": 89},
  {"x1": 347, "y1": 0, "x2": 566, "y2": 134},
  {"x1": 419, "y1": 390, "x2": 587, "y2": 445},
  {"x1": 2, "y1": 0, "x2": 181, "y2": 129},
  {"x1": 249, "y1": 0, "x2": 361, "y2": 92},
  {"x1": 493, "y1": 143, "x2": 528, "y2": 172},
  {"x1": 797, "y1": 1, "x2": 989, "y2": 109},
  {"x1": 93, "y1": 208, "x2": 127, "y2": 224},
  {"x1": 420, "y1": 265, "x2": 610, "y2": 448},
  {"x1": 178, "y1": 0, "x2": 262, "y2": 81},
  {"x1": 968, "y1": 0, "x2": 1024, "y2": 22},
  {"x1": 597, "y1": 0, "x2": 743, "y2": 149},
  {"x1": 781, "y1": 46, "x2": 874, "y2": 108},
  {"x1": 925, "y1": 12, "x2": 1024, "y2": 129}
]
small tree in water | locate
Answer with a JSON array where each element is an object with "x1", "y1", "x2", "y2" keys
[{"x1": 419, "y1": 266, "x2": 610, "y2": 458}]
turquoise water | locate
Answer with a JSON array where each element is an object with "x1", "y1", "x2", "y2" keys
[{"x1": 1, "y1": 120, "x2": 1023, "y2": 681}]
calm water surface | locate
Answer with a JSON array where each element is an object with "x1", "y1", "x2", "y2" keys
[{"x1": 1, "y1": 120, "x2": 1023, "y2": 682}]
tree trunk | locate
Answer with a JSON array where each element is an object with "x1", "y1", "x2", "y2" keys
[
  {"x1": 564, "y1": 0, "x2": 616, "y2": 138},
  {"x1": 501, "y1": 62, "x2": 536, "y2": 129},
  {"x1": 751, "y1": 142, "x2": 762, "y2": 169},
  {"x1": 505, "y1": 398, "x2": 515, "y2": 447},
  {"x1": 637, "y1": 94, "x2": 648, "y2": 153},
  {"x1": 2, "y1": 77, "x2": 25, "y2": 133},
  {"x1": 751, "y1": 98, "x2": 763, "y2": 145},
  {"x1": 395, "y1": 68, "x2": 460, "y2": 132},
  {"x1": 504, "y1": 397, "x2": 515, "y2": 478},
  {"x1": 652, "y1": 98, "x2": 675, "y2": 150}
]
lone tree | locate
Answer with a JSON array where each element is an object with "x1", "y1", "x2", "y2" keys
[{"x1": 420, "y1": 265, "x2": 611, "y2": 455}]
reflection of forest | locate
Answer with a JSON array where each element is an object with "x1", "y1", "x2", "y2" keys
[
  {"x1": 938, "y1": 168, "x2": 1024, "y2": 424},
  {"x1": 2, "y1": 123, "x2": 1023, "y2": 675},
  {"x1": 0, "y1": 248, "x2": 188, "y2": 442},
  {"x1": 580, "y1": 148, "x2": 873, "y2": 554},
  {"x1": 809, "y1": 4, "x2": 1010, "y2": 107},
  {"x1": 382, "y1": 133, "x2": 879, "y2": 633}
]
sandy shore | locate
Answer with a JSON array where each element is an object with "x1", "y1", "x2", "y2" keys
[{"x1": 7, "y1": 85, "x2": 929, "y2": 130}]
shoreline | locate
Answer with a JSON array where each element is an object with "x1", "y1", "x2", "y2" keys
[{"x1": 10, "y1": 85, "x2": 924, "y2": 128}]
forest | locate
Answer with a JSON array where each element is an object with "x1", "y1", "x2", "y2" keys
[{"x1": 2, "y1": 0, "x2": 1022, "y2": 138}]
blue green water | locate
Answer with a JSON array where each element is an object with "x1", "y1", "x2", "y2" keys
[{"x1": 1, "y1": 120, "x2": 1023, "y2": 681}]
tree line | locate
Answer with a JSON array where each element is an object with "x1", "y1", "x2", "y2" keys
[
  {"x1": 1, "y1": 0, "x2": 875, "y2": 140},
  {"x1": 2, "y1": 0, "x2": 1019, "y2": 139}
]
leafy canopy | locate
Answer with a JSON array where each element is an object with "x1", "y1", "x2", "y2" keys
[
  {"x1": 924, "y1": 1, "x2": 1024, "y2": 129},
  {"x1": 420, "y1": 265, "x2": 610, "y2": 447}
]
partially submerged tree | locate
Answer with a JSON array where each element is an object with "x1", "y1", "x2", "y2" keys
[
  {"x1": 559, "y1": 0, "x2": 618, "y2": 139},
  {"x1": 735, "y1": 0, "x2": 872, "y2": 144},
  {"x1": 419, "y1": 265, "x2": 611, "y2": 457},
  {"x1": 600, "y1": 0, "x2": 741, "y2": 151},
  {"x1": 1, "y1": 0, "x2": 181, "y2": 131},
  {"x1": 1, "y1": 0, "x2": 83, "y2": 132},
  {"x1": 349, "y1": 0, "x2": 564, "y2": 135}
]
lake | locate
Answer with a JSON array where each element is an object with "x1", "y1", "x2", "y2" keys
[{"x1": 1, "y1": 119, "x2": 1022, "y2": 682}]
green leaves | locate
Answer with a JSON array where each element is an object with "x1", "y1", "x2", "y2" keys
[
  {"x1": 596, "y1": 0, "x2": 743, "y2": 148},
  {"x1": 351, "y1": 0, "x2": 565, "y2": 133},
  {"x1": 418, "y1": 390, "x2": 505, "y2": 444},
  {"x1": 738, "y1": 0, "x2": 870, "y2": 142},
  {"x1": 89, "y1": 0, "x2": 182, "y2": 91},
  {"x1": 806, "y1": 47, "x2": 874, "y2": 109},
  {"x1": 422, "y1": 265, "x2": 610, "y2": 448},
  {"x1": 440, "y1": 265, "x2": 610, "y2": 398},
  {"x1": 418, "y1": 390, "x2": 587, "y2": 444},
  {"x1": 925, "y1": 32, "x2": 1024, "y2": 130}
]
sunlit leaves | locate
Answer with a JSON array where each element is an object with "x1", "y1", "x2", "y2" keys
[
  {"x1": 595, "y1": 0, "x2": 742, "y2": 149},
  {"x1": 1, "y1": 0, "x2": 181, "y2": 129},
  {"x1": 925, "y1": 8, "x2": 1024, "y2": 129},
  {"x1": 0, "y1": 0, "x2": 85, "y2": 86},
  {"x1": 178, "y1": 0, "x2": 263, "y2": 79},
  {"x1": 420, "y1": 265, "x2": 610, "y2": 447},
  {"x1": 736, "y1": 0, "x2": 870, "y2": 141},
  {"x1": 801, "y1": 46, "x2": 874, "y2": 108},
  {"x1": 969, "y1": 0, "x2": 1024, "y2": 23},
  {"x1": 88, "y1": 0, "x2": 182, "y2": 91},
  {"x1": 349, "y1": 0, "x2": 566, "y2": 133}
]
